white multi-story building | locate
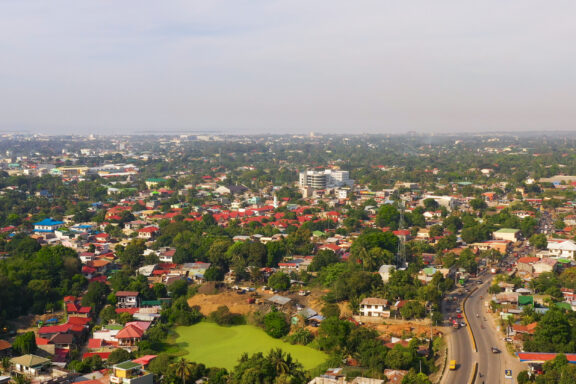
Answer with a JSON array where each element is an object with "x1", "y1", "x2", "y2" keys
[
  {"x1": 359, "y1": 298, "x2": 390, "y2": 318},
  {"x1": 547, "y1": 239, "x2": 576, "y2": 259},
  {"x1": 299, "y1": 169, "x2": 354, "y2": 190}
]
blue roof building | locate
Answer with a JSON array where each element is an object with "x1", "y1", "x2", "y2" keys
[{"x1": 34, "y1": 218, "x2": 65, "y2": 233}]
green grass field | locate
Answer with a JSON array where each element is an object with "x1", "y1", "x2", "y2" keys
[{"x1": 174, "y1": 322, "x2": 328, "y2": 370}]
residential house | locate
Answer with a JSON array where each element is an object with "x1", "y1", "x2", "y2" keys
[
  {"x1": 471, "y1": 240, "x2": 509, "y2": 254},
  {"x1": 158, "y1": 248, "x2": 176, "y2": 263},
  {"x1": 512, "y1": 322, "x2": 538, "y2": 336},
  {"x1": 110, "y1": 361, "x2": 153, "y2": 384},
  {"x1": 359, "y1": 298, "x2": 390, "y2": 318},
  {"x1": 517, "y1": 257, "x2": 541, "y2": 275},
  {"x1": 498, "y1": 282, "x2": 515, "y2": 293},
  {"x1": 215, "y1": 185, "x2": 248, "y2": 196},
  {"x1": 67, "y1": 301, "x2": 92, "y2": 318},
  {"x1": 493, "y1": 228, "x2": 520, "y2": 242},
  {"x1": 494, "y1": 292, "x2": 519, "y2": 305},
  {"x1": 34, "y1": 218, "x2": 65, "y2": 234},
  {"x1": 278, "y1": 258, "x2": 311, "y2": 272},
  {"x1": 0, "y1": 340, "x2": 11, "y2": 357},
  {"x1": 383, "y1": 370, "x2": 408, "y2": 384},
  {"x1": 79, "y1": 252, "x2": 97, "y2": 263},
  {"x1": 547, "y1": 239, "x2": 576, "y2": 260},
  {"x1": 10, "y1": 354, "x2": 51, "y2": 376},
  {"x1": 533, "y1": 258, "x2": 558, "y2": 275},
  {"x1": 180, "y1": 262, "x2": 211, "y2": 280},
  {"x1": 116, "y1": 291, "x2": 140, "y2": 308},
  {"x1": 115, "y1": 324, "x2": 145, "y2": 348},
  {"x1": 138, "y1": 227, "x2": 159, "y2": 240},
  {"x1": 49, "y1": 333, "x2": 74, "y2": 350}
]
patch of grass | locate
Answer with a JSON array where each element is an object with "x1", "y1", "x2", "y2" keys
[{"x1": 174, "y1": 322, "x2": 328, "y2": 370}]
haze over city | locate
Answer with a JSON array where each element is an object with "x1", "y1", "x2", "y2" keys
[{"x1": 1, "y1": 0, "x2": 575, "y2": 135}]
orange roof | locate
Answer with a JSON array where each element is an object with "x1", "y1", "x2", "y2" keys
[
  {"x1": 518, "y1": 257, "x2": 540, "y2": 264},
  {"x1": 35, "y1": 337, "x2": 50, "y2": 346},
  {"x1": 116, "y1": 324, "x2": 144, "y2": 339},
  {"x1": 90, "y1": 259, "x2": 110, "y2": 268}
]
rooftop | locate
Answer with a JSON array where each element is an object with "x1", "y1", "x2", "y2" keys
[{"x1": 114, "y1": 361, "x2": 141, "y2": 370}]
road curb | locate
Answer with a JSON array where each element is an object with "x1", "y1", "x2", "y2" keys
[
  {"x1": 434, "y1": 341, "x2": 448, "y2": 384},
  {"x1": 469, "y1": 362, "x2": 478, "y2": 384},
  {"x1": 462, "y1": 287, "x2": 478, "y2": 353}
]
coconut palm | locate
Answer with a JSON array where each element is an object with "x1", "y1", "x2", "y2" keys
[
  {"x1": 12, "y1": 374, "x2": 31, "y2": 384},
  {"x1": 268, "y1": 349, "x2": 289, "y2": 375},
  {"x1": 0, "y1": 356, "x2": 11, "y2": 374},
  {"x1": 171, "y1": 358, "x2": 193, "y2": 384}
]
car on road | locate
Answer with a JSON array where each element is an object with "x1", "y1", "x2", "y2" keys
[
  {"x1": 491, "y1": 347, "x2": 501, "y2": 353},
  {"x1": 449, "y1": 360, "x2": 457, "y2": 370}
]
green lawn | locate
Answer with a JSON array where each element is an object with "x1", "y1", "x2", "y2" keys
[{"x1": 174, "y1": 322, "x2": 328, "y2": 370}]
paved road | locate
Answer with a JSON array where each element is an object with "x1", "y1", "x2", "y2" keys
[
  {"x1": 465, "y1": 277, "x2": 527, "y2": 384},
  {"x1": 441, "y1": 274, "x2": 528, "y2": 384},
  {"x1": 441, "y1": 287, "x2": 474, "y2": 384}
]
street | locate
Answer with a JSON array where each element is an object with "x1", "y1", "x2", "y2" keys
[{"x1": 442, "y1": 274, "x2": 528, "y2": 384}]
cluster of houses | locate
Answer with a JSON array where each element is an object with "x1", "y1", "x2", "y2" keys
[{"x1": 7, "y1": 147, "x2": 576, "y2": 384}]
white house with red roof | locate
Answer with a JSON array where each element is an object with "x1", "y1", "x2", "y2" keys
[{"x1": 138, "y1": 227, "x2": 159, "y2": 240}]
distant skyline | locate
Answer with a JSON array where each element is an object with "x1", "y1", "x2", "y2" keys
[{"x1": 1, "y1": 1, "x2": 575, "y2": 135}]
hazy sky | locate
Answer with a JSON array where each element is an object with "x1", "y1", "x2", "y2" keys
[{"x1": 1, "y1": 1, "x2": 575, "y2": 135}]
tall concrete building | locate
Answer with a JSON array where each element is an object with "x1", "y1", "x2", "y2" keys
[{"x1": 299, "y1": 169, "x2": 354, "y2": 189}]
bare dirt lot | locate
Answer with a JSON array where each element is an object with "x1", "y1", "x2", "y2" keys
[
  {"x1": 188, "y1": 291, "x2": 260, "y2": 316},
  {"x1": 372, "y1": 319, "x2": 444, "y2": 340}
]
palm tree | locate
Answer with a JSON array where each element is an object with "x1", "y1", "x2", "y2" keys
[
  {"x1": 0, "y1": 356, "x2": 11, "y2": 374},
  {"x1": 12, "y1": 374, "x2": 31, "y2": 384},
  {"x1": 268, "y1": 349, "x2": 289, "y2": 375},
  {"x1": 171, "y1": 358, "x2": 193, "y2": 384}
]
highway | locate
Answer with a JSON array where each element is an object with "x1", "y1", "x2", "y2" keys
[
  {"x1": 442, "y1": 274, "x2": 528, "y2": 384},
  {"x1": 441, "y1": 286, "x2": 474, "y2": 384}
]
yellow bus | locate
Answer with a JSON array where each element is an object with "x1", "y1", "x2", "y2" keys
[{"x1": 449, "y1": 360, "x2": 457, "y2": 370}]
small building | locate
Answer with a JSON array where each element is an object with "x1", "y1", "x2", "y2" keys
[
  {"x1": 0, "y1": 340, "x2": 11, "y2": 357},
  {"x1": 34, "y1": 218, "x2": 65, "y2": 234},
  {"x1": 10, "y1": 354, "x2": 51, "y2": 376},
  {"x1": 110, "y1": 361, "x2": 153, "y2": 384},
  {"x1": 359, "y1": 298, "x2": 390, "y2": 318},
  {"x1": 115, "y1": 324, "x2": 145, "y2": 348},
  {"x1": 471, "y1": 240, "x2": 510, "y2": 254},
  {"x1": 517, "y1": 257, "x2": 541, "y2": 275},
  {"x1": 378, "y1": 265, "x2": 395, "y2": 284},
  {"x1": 138, "y1": 227, "x2": 159, "y2": 240},
  {"x1": 116, "y1": 291, "x2": 140, "y2": 308},
  {"x1": 493, "y1": 228, "x2": 520, "y2": 242},
  {"x1": 267, "y1": 295, "x2": 292, "y2": 307},
  {"x1": 533, "y1": 258, "x2": 558, "y2": 275},
  {"x1": 547, "y1": 239, "x2": 576, "y2": 260}
]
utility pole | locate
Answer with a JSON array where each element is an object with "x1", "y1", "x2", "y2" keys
[{"x1": 396, "y1": 200, "x2": 406, "y2": 269}]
